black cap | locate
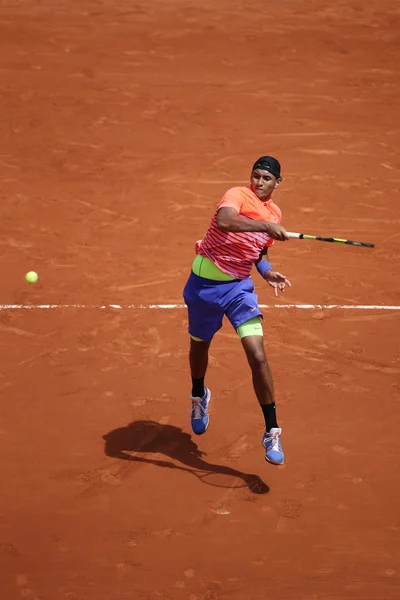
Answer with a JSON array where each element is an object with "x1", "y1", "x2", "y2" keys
[{"x1": 252, "y1": 156, "x2": 281, "y2": 180}]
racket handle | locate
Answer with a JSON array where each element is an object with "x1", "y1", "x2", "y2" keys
[{"x1": 286, "y1": 232, "x2": 301, "y2": 239}]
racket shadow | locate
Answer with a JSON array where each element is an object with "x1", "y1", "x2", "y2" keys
[{"x1": 103, "y1": 420, "x2": 269, "y2": 495}]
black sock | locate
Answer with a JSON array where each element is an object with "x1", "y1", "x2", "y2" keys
[
  {"x1": 191, "y1": 377, "x2": 205, "y2": 398},
  {"x1": 261, "y1": 403, "x2": 278, "y2": 432}
]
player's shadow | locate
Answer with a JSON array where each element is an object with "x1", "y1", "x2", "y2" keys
[{"x1": 103, "y1": 420, "x2": 269, "y2": 495}]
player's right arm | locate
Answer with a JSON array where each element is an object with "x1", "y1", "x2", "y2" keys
[{"x1": 217, "y1": 207, "x2": 289, "y2": 241}]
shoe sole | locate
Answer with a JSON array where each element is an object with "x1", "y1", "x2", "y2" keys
[{"x1": 265, "y1": 455, "x2": 284, "y2": 465}]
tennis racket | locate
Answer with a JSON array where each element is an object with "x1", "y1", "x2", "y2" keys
[{"x1": 287, "y1": 232, "x2": 374, "y2": 248}]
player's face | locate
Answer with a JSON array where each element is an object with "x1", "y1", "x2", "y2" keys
[{"x1": 250, "y1": 169, "x2": 280, "y2": 200}]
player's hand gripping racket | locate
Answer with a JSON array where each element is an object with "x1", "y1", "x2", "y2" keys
[{"x1": 287, "y1": 232, "x2": 374, "y2": 248}]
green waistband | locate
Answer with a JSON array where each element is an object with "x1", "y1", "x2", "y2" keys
[{"x1": 192, "y1": 254, "x2": 235, "y2": 281}]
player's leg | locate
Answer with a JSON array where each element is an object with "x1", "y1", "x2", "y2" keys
[
  {"x1": 190, "y1": 335, "x2": 210, "y2": 397},
  {"x1": 183, "y1": 271, "x2": 224, "y2": 435},
  {"x1": 224, "y1": 279, "x2": 284, "y2": 464},
  {"x1": 189, "y1": 336, "x2": 212, "y2": 435},
  {"x1": 239, "y1": 324, "x2": 275, "y2": 407},
  {"x1": 239, "y1": 324, "x2": 284, "y2": 465}
]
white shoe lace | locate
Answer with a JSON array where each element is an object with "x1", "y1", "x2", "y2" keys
[
  {"x1": 266, "y1": 432, "x2": 281, "y2": 452},
  {"x1": 192, "y1": 401, "x2": 206, "y2": 420}
]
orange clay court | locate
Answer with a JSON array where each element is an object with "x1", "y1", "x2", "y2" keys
[{"x1": 0, "y1": 1, "x2": 399, "y2": 599}]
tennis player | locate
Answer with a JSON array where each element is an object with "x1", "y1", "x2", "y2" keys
[{"x1": 183, "y1": 156, "x2": 291, "y2": 465}]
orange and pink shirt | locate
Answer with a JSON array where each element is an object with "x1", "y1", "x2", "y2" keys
[{"x1": 196, "y1": 186, "x2": 282, "y2": 280}]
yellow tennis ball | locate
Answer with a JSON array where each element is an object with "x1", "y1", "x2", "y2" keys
[{"x1": 25, "y1": 271, "x2": 38, "y2": 284}]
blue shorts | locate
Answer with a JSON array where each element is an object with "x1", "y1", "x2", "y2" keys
[{"x1": 183, "y1": 271, "x2": 263, "y2": 342}]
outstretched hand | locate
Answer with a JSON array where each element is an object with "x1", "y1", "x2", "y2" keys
[{"x1": 264, "y1": 270, "x2": 291, "y2": 296}]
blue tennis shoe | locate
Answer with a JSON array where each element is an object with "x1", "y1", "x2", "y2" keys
[
  {"x1": 262, "y1": 428, "x2": 284, "y2": 465},
  {"x1": 190, "y1": 387, "x2": 211, "y2": 435}
]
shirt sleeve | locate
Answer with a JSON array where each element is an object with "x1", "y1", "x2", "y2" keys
[{"x1": 216, "y1": 187, "x2": 244, "y2": 213}]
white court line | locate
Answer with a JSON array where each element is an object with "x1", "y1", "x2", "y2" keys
[{"x1": 0, "y1": 304, "x2": 400, "y2": 311}]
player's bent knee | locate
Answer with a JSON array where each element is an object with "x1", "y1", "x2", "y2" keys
[
  {"x1": 237, "y1": 316, "x2": 263, "y2": 340},
  {"x1": 250, "y1": 348, "x2": 267, "y2": 368}
]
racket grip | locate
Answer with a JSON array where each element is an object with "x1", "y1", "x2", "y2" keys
[{"x1": 286, "y1": 232, "x2": 301, "y2": 239}]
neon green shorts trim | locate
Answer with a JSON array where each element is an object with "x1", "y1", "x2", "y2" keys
[
  {"x1": 237, "y1": 316, "x2": 263, "y2": 339},
  {"x1": 190, "y1": 317, "x2": 263, "y2": 342},
  {"x1": 192, "y1": 254, "x2": 235, "y2": 281}
]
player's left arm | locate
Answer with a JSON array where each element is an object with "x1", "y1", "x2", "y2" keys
[{"x1": 254, "y1": 248, "x2": 291, "y2": 296}]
